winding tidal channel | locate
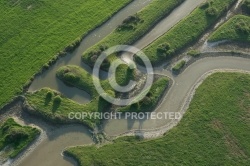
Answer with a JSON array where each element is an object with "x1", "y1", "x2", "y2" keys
[{"x1": 11, "y1": 0, "x2": 249, "y2": 165}]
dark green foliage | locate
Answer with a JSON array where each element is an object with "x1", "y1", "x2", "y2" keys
[
  {"x1": 235, "y1": 19, "x2": 250, "y2": 34},
  {"x1": 157, "y1": 42, "x2": 172, "y2": 58},
  {"x1": 87, "y1": 45, "x2": 109, "y2": 67},
  {"x1": 242, "y1": 0, "x2": 250, "y2": 15},
  {"x1": 117, "y1": 15, "x2": 141, "y2": 31},
  {"x1": 187, "y1": 49, "x2": 201, "y2": 57},
  {"x1": 206, "y1": 7, "x2": 218, "y2": 17},
  {"x1": 46, "y1": 91, "x2": 53, "y2": 100},
  {"x1": 119, "y1": 77, "x2": 169, "y2": 113},
  {"x1": 0, "y1": 118, "x2": 40, "y2": 158},
  {"x1": 172, "y1": 60, "x2": 186, "y2": 73},
  {"x1": 200, "y1": 1, "x2": 210, "y2": 9},
  {"x1": 53, "y1": 95, "x2": 62, "y2": 104},
  {"x1": 5, "y1": 128, "x2": 29, "y2": 144},
  {"x1": 98, "y1": 90, "x2": 115, "y2": 112}
]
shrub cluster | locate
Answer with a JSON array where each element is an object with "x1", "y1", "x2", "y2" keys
[
  {"x1": 172, "y1": 60, "x2": 186, "y2": 73},
  {"x1": 156, "y1": 42, "x2": 174, "y2": 59},
  {"x1": 117, "y1": 15, "x2": 141, "y2": 31},
  {"x1": 235, "y1": 19, "x2": 250, "y2": 34},
  {"x1": 5, "y1": 128, "x2": 29, "y2": 144},
  {"x1": 87, "y1": 45, "x2": 109, "y2": 65},
  {"x1": 187, "y1": 49, "x2": 201, "y2": 57},
  {"x1": 54, "y1": 95, "x2": 62, "y2": 104}
]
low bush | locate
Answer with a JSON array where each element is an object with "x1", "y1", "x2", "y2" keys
[
  {"x1": 117, "y1": 15, "x2": 141, "y2": 31},
  {"x1": 54, "y1": 95, "x2": 62, "y2": 104},
  {"x1": 235, "y1": 20, "x2": 250, "y2": 34},
  {"x1": 206, "y1": 7, "x2": 218, "y2": 17},
  {"x1": 118, "y1": 77, "x2": 169, "y2": 113},
  {"x1": 46, "y1": 91, "x2": 53, "y2": 100},
  {"x1": 187, "y1": 49, "x2": 201, "y2": 57},
  {"x1": 0, "y1": 118, "x2": 40, "y2": 158},
  {"x1": 172, "y1": 60, "x2": 186, "y2": 73}
]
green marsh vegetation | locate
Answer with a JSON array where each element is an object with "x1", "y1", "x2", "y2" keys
[
  {"x1": 118, "y1": 77, "x2": 169, "y2": 113},
  {"x1": 25, "y1": 88, "x2": 113, "y2": 129},
  {"x1": 0, "y1": 0, "x2": 132, "y2": 108},
  {"x1": 26, "y1": 65, "x2": 117, "y2": 128},
  {"x1": 26, "y1": 65, "x2": 169, "y2": 126},
  {"x1": 56, "y1": 65, "x2": 135, "y2": 96},
  {"x1": 172, "y1": 60, "x2": 186, "y2": 73},
  {"x1": 187, "y1": 49, "x2": 201, "y2": 57},
  {"x1": 66, "y1": 72, "x2": 250, "y2": 165},
  {"x1": 0, "y1": 118, "x2": 40, "y2": 159},
  {"x1": 142, "y1": 0, "x2": 237, "y2": 65},
  {"x1": 208, "y1": 15, "x2": 250, "y2": 43},
  {"x1": 82, "y1": 0, "x2": 186, "y2": 67}
]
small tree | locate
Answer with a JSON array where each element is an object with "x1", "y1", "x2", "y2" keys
[
  {"x1": 157, "y1": 43, "x2": 171, "y2": 53},
  {"x1": 54, "y1": 95, "x2": 62, "y2": 105},
  {"x1": 46, "y1": 91, "x2": 53, "y2": 100},
  {"x1": 206, "y1": 7, "x2": 218, "y2": 17}
]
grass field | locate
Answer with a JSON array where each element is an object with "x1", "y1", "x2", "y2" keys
[
  {"x1": 141, "y1": 0, "x2": 237, "y2": 65},
  {"x1": 208, "y1": 15, "x2": 250, "y2": 43},
  {"x1": 82, "y1": 0, "x2": 185, "y2": 67},
  {"x1": 0, "y1": 0, "x2": 132, "y2": 108},
  {"x1": 0, "y1": 118, "x2": 40, "y2": 159},
  {"x1": 66, "y1": 72, "x2": 250, "y2": 165}
]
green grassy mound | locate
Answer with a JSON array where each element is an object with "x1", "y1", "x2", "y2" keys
[
  {"x1": 172, "y1": 60, "x2": 186, "y2": 73},
  {"x1": 56, "y1": 65, "x2": 134, "y2": 96},
  {"x1": 118, "y1": 77, "x2": 169, "y2": 112},
  {"x1": 141, "y1": 0, "x2": 236, "y2": 65},
  {"x1": 25, "y1": 88, "x2": 114, "y2": 129},
  {"x1": 66, "y1": 72, "x2": 250, "y2": 165},
  {"x1": 0, "y1": 118, "x2": 40, "y2": 159},
  {"x1": 208, "y1": 15, "x2": 250, "y2": 43}
]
